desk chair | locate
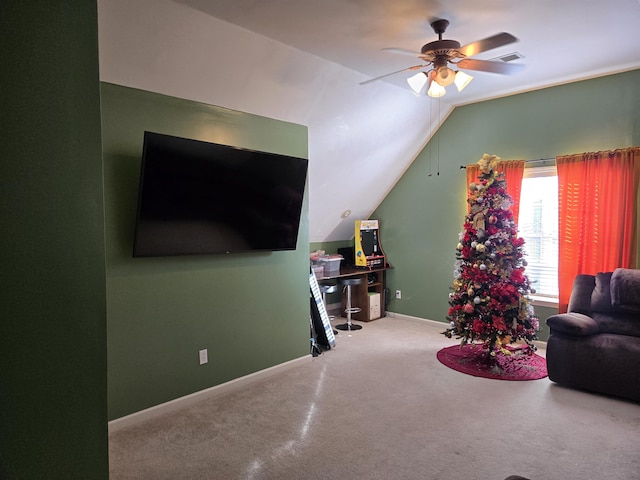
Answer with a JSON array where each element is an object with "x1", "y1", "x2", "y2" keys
[{"x1": 335, "y1": 277, "x2": 362, "y2": 331}]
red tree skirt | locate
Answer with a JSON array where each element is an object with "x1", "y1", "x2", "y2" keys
[{"x1": 437, "y1": 344, "x2": 547, "y2": 381}]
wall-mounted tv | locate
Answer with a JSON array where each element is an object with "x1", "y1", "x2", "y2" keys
[{"x1": 133, "y1": 131, "x2": 308, "y2": 257}]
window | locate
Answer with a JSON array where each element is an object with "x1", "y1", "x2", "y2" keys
[{"x1": 517, "y1": 165, "x2": 558, "y2": 302}]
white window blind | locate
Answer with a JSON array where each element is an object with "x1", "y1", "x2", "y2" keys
[{"x1": 518, "y1": 165, "x2": 559, "y2": 300}]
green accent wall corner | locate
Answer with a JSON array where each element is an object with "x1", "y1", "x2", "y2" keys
[
  {"x1": 310, "y1": 240, "x2": 353, "y2": 254},
  {"x1": 1, "y1": 1, "x2": 108, "y2": 478}
]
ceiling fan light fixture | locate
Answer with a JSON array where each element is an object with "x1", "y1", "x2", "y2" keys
[
  {"x1": 454, "y1": 71, "x2": 473, "y2": 92},
  {"x1": 434, "y1": 66, "x2": 456, "y2": 87},
  {"x1": 427, "y1": 80, "x2": 446, "y2": 98},
  {"x1": 368, "y1": 19, "x2": 524, "y2": 97},
  {"x1": 407, "y1": 71, "x2": 429, "y2": 94}
]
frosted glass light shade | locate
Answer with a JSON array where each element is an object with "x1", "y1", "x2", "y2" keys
[
  {"x1": 407, "y1": 72, "x2": 429, "y2": 94},
  {"x1": 454, "y1": 71, "x2": 473, "y2": 91},
  {"x1": 427, "y1": 80, "x2": 446, "y2": 98}
]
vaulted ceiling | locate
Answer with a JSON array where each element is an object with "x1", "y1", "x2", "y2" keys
[{"x1": 98, "y1": 0, "x2": 640, "y2": 241}]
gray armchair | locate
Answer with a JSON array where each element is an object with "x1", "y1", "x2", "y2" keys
[{"x1": 546, "y1": 268, "x2": 640, "y2": 402}]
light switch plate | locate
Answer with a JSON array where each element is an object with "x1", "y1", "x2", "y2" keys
[{"x1": 199, "y1": 349, "x2": 208, "y2": 365}]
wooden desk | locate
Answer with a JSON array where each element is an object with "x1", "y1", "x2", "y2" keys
[{"x1": 323, "y1": 266, "x2": 389, "y2": 321}]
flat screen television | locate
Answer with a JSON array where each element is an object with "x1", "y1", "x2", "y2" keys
[{"x1": 133, "y1": 131, "x2": 308, "y2": 257}]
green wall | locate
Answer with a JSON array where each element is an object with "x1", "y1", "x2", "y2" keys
[
  {"x1": 310, "y1": 240, "x2": 353, "y2": 254},
  {"x1": 0, "y1": 2, "x2": 108, "y2": 478},
  {"x1": 101, "y1": 83, "x2": 310, "y2": 420},
  {"x1": 373, "y1": 69, "x2": 640, "y2": 341}
]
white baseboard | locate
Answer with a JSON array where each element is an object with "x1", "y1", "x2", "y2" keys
[
  {"x1": 385, "y1": 311, "x2": 446, "y2": 328},
  {"x1": 108, "y1": 355, "x2": 311, "y2": 433},
  {"x1": 386, "y1": 311, "x2": 547, "y2": 350}
]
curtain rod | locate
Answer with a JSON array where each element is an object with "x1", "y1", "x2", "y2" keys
[{"x1": 459, "y1": 157, "x2": 555, "y2": 169}]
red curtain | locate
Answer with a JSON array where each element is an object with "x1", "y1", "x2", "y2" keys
[
  {"x1": 466, "y1": 160, "x2": 525, "y2": 221},
  {"x1": 556, "y1": 147, "x2": 640, "y2": 312}
]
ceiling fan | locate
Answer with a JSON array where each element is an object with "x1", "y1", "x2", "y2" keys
[{"x1": 360, "y1": 19, "x2": 524, "y2": 97}]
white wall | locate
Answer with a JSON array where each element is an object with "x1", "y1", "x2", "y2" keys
[{"x1": 97, "y1": 0, "x2": 450, "y2": 241}]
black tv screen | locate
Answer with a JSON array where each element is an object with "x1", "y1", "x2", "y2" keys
[{"x1": 133, "y1": 131, "x2": 308, "y2": 257}]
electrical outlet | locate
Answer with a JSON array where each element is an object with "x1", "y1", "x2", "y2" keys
[
  {"x1": 199, "y1": 349, "x2": 208, "y2": 365},
  {"x1": 395, "y1": 290, "x2": 402, "y2": 300}
]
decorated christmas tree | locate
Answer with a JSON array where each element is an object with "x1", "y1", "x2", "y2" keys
[{"x1": 444, "y1": 154, "x2": 539, "y2": 356}]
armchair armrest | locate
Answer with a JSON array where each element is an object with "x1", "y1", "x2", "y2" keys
[{"x1": 546, "y1": 312, "x2": 600, "y2": 337}]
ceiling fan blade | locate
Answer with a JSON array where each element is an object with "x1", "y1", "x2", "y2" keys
[
  {"x1": 381, "y1": 47, "x2": 421, "y2": 56},
  {"x1": 457, "y1": 32, "x2": 518, "y2": 57},
  {"x1": 382, "y1": 47, "x2": 435, "y2": 61},
  {"x1": 359, "y1": 65, "x2": 429, "y2": 85},
  {"x1": 456, "y1": 58, "x2": 524, "y2": 75}
]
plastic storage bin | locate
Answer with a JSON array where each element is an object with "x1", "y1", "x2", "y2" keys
[
  {"x1": 311, "y1": 264, "x2": 324, "y2": 278},
  {"x1": 319, "y1": 255, "x2": 343, "y2": 277}
]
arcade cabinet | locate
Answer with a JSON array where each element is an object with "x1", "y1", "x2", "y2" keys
[{"x1": 354, "y1": 219, "x2": 386, "y2": 268}]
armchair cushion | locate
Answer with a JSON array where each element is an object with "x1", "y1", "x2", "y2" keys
[
  {"x1": 594, "y1": 312, "x2": 640, "y2": 337},
  {"x1": 546, "y1": 312, "x2": 600, "y2": 337},
  {"x1": 611, "y1": 268, "x2": 640, "y2": 312},
  {"x1": 591, "y1": 272, "x2": 617, "y2": 313},
  {"x1": 567, "y1": 274, "x2": 595, "y2": 315}
]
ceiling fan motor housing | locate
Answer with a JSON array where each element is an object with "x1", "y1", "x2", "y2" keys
[{"x1": 421, "y1": 39, "x2": 461, "y2": 56}]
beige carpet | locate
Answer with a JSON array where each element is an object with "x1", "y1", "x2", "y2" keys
[{"x1": 109, "y1": 315, "x2": 640, "y2": 479}]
